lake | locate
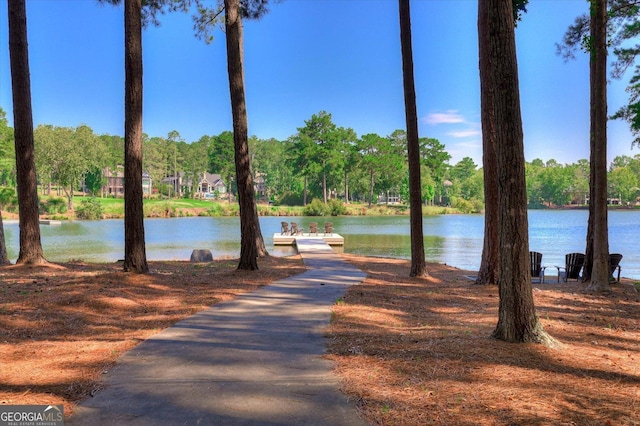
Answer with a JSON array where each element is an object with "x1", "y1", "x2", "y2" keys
[{"x1": 3, "y1": 210, "x2": 639, "y2": 280}]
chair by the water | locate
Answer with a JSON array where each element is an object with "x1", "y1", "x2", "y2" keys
[
  {"x1": 324, "y1": 222, "x2": 333, "y2": 236},
  {"x1": 308, "y1": 222, "x2": 318, "y2": 236},
  {"x1": 609, "y1": 253, "x2": 623, "y2": 283},
  {"x1": 557, "y1": 252, "x2": 585, "y2": 283},
  {"x1": 291, "y1": 222, "x2": 304, "y2": 236},
  {"x1": 280, "y1": 222, "x2": 290, "y2": 235},
  {"x1": 530, "y1": 251, "x2": 547, "y2": 284}
]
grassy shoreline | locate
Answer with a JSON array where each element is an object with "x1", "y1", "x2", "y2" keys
[{"x1": 27, "y1": 196, "x2": 463, "y2": 220}]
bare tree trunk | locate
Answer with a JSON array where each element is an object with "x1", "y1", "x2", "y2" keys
[
  {"x1": 399, "y1": 0, "x2": 427, "y2": 277},
  {"x1": 344, "y1": 169, "x2": 349, "y2": 204},
  {"x1": 586, "y1": 0, "x2": 611, "y2": 292},
  {"x1": 303, "y1": 176, "x2": 307, "y2": 206},
  {"x1": 65, "y1": 184, "x2": 73, "y2": 211},
  {"x1": 322, "y1": 168, "x2": 327, "y2": 204},
  {"x1": 123, "y1": 0, "x2": 148, "y2": 273},
  {"x1": 476, "y1": 0, "x2": 499, "y2": 285},
  {"x1": 8, "y1": 0, "x2": 46, "y2": 265},
  {"x1": 225, "y1": 0, "x2": 267, "y2": 270},
  {"x1": 368, "y1": 169, "x2": 374, "y2": 208},
  {"x1": 487, "y1": 0, "x2": 553, "y2": 345}
]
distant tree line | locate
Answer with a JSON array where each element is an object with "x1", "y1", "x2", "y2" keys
[{"x1": 1, "y1": 107, "x2": 638, "y2": 212}]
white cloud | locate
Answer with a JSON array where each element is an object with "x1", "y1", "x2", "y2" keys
[
  {"x1": 447, "y1": 129, "x2": 481, "y2": 138},
  {"x1": 423, "y1": 110, "x2": 465, "y2": 125}
]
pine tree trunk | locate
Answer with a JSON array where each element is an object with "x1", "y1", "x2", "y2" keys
[
  {"x1": 399, "y1": 0, "x2": 427, "y2": 277},
  {"x1": 487, "y1": 0, "x2": 552, "y2": 344},
  {"x1": 586, "y1": 0, "x2": 611, "y2": 292},
  {"x1": 123, "y1": 0, "x2": 148, "y2": 273},
  {"x1": 476, "y1": 0, "x2": 499, "y2": 285},
  {"x1": 583, "y1": 34, "x2": 597, "y2": 283},
  {"x1": 8, "y1": 0, "x2": 46, "y2": 265},
  {"x1": 225, "y1": 0, "x2": 267, "y2": 270}
]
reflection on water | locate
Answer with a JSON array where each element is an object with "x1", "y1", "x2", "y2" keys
[
  {"x1": 346, "y1": 234, "x2": 446, "y2": 261},
  {"x1": 2, "y1": 210, "x2": 639, "y2": 279}
]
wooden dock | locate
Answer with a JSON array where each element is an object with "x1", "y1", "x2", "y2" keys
[{"x1": 273, "y1": 233, "x2": 344, "y2": 246}]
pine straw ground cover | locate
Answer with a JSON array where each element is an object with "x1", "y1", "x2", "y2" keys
[
  {"x1": 0, "y1": 256, "x2": 305, "y2": 417},
  {"x1": 327, "y1": 255, "x2": 640, "y2": 426},
  {"x1": 1, "y1": 254, "x2": 639, "y2": 425}
]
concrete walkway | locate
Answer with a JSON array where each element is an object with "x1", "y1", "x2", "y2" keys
[{"x1": 69, "y1": 239, "x2": 368, "y2": 425}]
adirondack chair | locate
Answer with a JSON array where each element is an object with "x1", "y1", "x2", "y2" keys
[
  {"x1": 609, "y1": 253, "x2": 623, "y2": 283},
  {"x1": 557, "y1": 252, "x2": 585, "y2": 283},
  {"x1": 530, "y1": 251, "x2": 547, "y2": 284},
  {"x1": 324, "y1": 222, "x2": 333, "y2": 236},
  {"x1": 280, "y1": 221, "x2": 290, "y2": 235},
  {"x1": 291, "y1": 222, "x2": 304, "y2": 236},
  {"x1": 308, "y1": 222, "x2": 318, "y2": 236}
]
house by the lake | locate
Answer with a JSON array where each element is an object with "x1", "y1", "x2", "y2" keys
[
  {"x1": 100, "y1": 166, "x2": 152, "y2": 197},
  {"x1": 161, "y1": 172, "x2": 227, "y2": 199}
]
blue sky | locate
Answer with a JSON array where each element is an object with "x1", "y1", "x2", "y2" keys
[{"x1": 1, "y1": 0, "x2": 638, "y2": 167}]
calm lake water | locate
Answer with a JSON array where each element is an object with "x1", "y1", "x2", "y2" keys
[{"x1": 3, "y1": 210, "x2": 639, "y2": 279}]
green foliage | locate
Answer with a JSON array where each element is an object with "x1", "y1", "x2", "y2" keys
[
  {"x1": 0, "y1": 108, "x2": 15, "y2": 186},
  {"x1": 419, "y1": 136, "x2": 451, "y2": 204},
  {"x1": 303, "y1": 199, "x2": 327, "y2": 216},
  {"x1": 327, "y1": 199, "x2": 347, "y2": 216},
  {"x1": 83, "y1": 168, "x2": 104, "y2": 196},
  {"x1": 364, "y1": 204, "x2": 408, "y2": 216},
  {"x1": 144, "y1": 202, "x2": 177, "y2": 218},
  {"x1": 40, "y1": 197, "x2": 67, "y2": 215},
  {"x1": 0, "y1": 186, "x2": 16, "y2": 208},
  {"x1": 423, "y1": 205, "x2": 458, "y2": 215},
  {"x1": 607, "y1": 159, "x2": 640, "y2": 204},
  {"x1": 301, "y1": 199, "x2": 347, "y2": 216},
  {"x1": 251, "y1": 137, "x2": 296, "y2": 200},
  {"x1": 611, "y1": 73, "x2": 640, "y2": 147},
  {"x1": 75, "y1": 198, "x2": 103, "y2": 220},
  {"x1": 450, "y1": 197, "x2": 481, "y2": 214},
  {"x1": 34, "y1": 124, "x2": 107, "y2": 209},
  {"x1": 74, "y1": 196, "x2": 124, "y2": 217},
  {"x1": 206, "y1": 202, "x2": 239, "y2": 217},
  {"x1": 208, "y1": 131, "x2": 235, "y2": 191},
  {"x1": 23, "y1": 109, "x2": 640, "y2": 214},
  {"x1": 291, "y1": 111, "x2": 357, "y2": 203},
  {"x1": 278, "y1": 191, "x2": 303, "y2": 206},
  {"x1": 558, "y1": 1, "x2": 640, "y2": 146}
]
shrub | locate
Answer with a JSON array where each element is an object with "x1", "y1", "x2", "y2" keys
[
  {"x1": 0, "y1": 187, "x2": 17, "y2": 213},
  {"x1": 278, "y1": 192, "x2": 303, "y2": 206},
  {"x1": 327, "y1": 199, "x2": 347, "y2": 216},
  {"x1": 75, "y1": 198, "x2": 103, "y2": 220},
  {"x1": 450, "y1": 197, "x2": 482, "y2": 214},
  {"x1": 40, "y1": 197, "x2": 67, "y2": 215},
  {"x1": 303, "y1": 199, "x2": 327, "y2": 216},
  {"x1": 207, "y1": 202, "x2": 238, "y2": 217},
  {"x1": 471, "y1": 199, "x2": 485, "y2": 213},
  {"x1": 144, "y1": 202, "x2": 176, "y2": 218}
]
